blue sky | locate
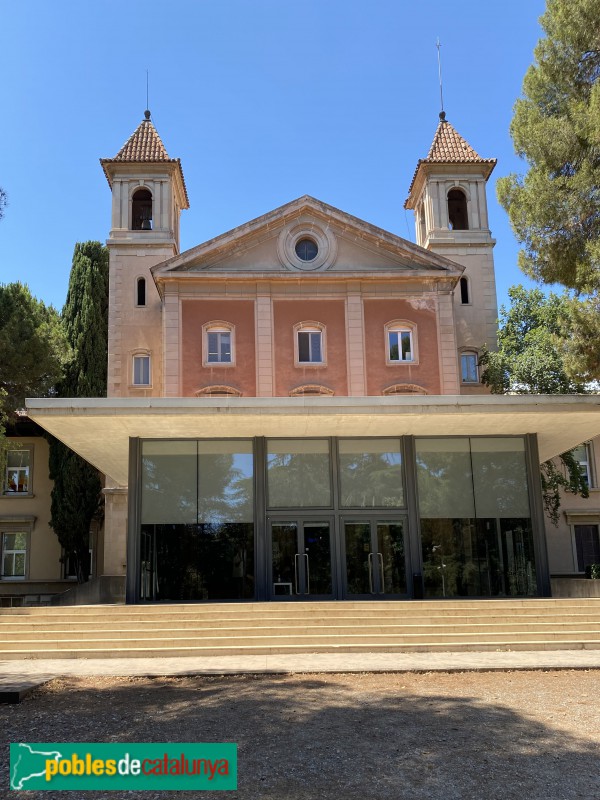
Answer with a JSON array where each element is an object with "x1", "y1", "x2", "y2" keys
[{"x1": 0, "y1": 0, "x2": 547, "y2": 312}]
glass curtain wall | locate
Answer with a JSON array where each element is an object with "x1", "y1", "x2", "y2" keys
[
  {"x1": 416, "y1": 437, "x2": 536, "y2": 598},
  {"x1": 140, "y1": 440, "x2": 254, "y2": 601}
]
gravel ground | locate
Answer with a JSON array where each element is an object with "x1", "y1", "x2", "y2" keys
[{"x1": 2, "y1": 669, "x2": 600, "y2": 800}]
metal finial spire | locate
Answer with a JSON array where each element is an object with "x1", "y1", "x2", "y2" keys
[
  {"x1": 144, "y1": 70, "x2": 151, "y2": 120},
  {"x1": 436, "y1": 39, "x2": 445, "y2": 121}
]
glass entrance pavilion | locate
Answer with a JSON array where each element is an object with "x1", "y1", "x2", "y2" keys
[
  {"x1": 131, "y1": 435, "x2": 541, "y2": 602},
  {"x1": 27, "y1": 394, "x2": 600, "y2": 605}
]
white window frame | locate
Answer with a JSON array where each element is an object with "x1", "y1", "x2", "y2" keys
[
  {"x1": 4, "y1": 446, "x2": 33, "y2": 496},
  {"x1": 0, "y1": 529, "x2": 30, "y2": 580},
  {"x1": 294, "y1": 322, "x2": 326, "y2": 367},
  {"x1": 460, "y1": 351, "x2": 479, "y2": 384},
  {"x1": 202, "y1": 321, "x2": 235, "y2": 367},
  {"x1": 131, "y1": 352, "x2": 151, "y2": 387},
  {"x1": 572, "y1": 442, "x2": 594, "y2": 489},
  {"x1": 385, "y1": 321, "x2": 417, "y2": 365}
]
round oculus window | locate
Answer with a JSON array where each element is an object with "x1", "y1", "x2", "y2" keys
[{"x1": 295, "y1": 238, "x2": 318, "y2": 262}]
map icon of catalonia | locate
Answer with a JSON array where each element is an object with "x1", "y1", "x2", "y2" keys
[{"x1": 11, "y1": 743, "x2": 63, "y2": 790}]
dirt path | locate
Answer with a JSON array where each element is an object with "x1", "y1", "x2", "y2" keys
[{"x1": 3, "y1": 670, "x2": 600, "y2": 799}]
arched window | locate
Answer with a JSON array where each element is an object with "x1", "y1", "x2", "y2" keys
[
  {"x1": 461, "y1": 351, "x2": 479, "y2": 383},
  {"x1": 448, "y1": 189, "x2": 468, "y2": 231},
  {"x1": 385, "y1": 320, "x2": 417, "y2": 364},
  {"x1": 195, "y1": 385, "x2": 242, "y2": 397},
  {"x1": 136, "y1": 277, "x2": 146, "y2": 307},
  {"x1": 132, "y1": 188, "x2": 153, "y2": 231},
  {"x1": 294, "y1": 322, "x2": 326, "y2": 366},
  {"x1": 460, "y1": 277, "x2": 470, "y2": 305},
  {"x1": 289, "y1": 384, "x2": 334, "y2": 397},
  {"x1": 382, "y1": 383, "x2": 428, "y2": 396},
  {"x1": 202, "y1": 321, "x2": 234, "y2": 366}
]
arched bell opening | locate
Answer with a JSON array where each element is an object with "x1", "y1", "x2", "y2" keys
[{"x1": 132, "y1": 188, "x2": 153, "y2": 231}]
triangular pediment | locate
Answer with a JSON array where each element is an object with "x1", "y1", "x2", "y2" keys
[{"x1": 152, "y1": 196, "x2": 463, "y2": 281}]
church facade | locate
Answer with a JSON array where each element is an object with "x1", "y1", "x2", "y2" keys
[{"x1": 17, "y1": 112, "x2": 600, "y2": 604}]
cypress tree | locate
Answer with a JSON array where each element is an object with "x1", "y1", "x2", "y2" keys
[{"x1": 49, "y1": 242, "x2": 109, "y2": 583}]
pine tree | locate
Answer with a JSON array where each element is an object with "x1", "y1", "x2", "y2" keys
[
  {"x1": 48, "y1": 242, "x2": 109, "y2": 583},
  {"x1": 497, "y1": 0, "x2": 600, "y2": 379}
]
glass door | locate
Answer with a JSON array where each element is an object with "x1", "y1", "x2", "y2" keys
[
  {"x1": 269, "y1": 518, "x2": 335, "y2": 599},
  {"x1": 343, "y1": 518, "x2": 408, "y2": 598}
]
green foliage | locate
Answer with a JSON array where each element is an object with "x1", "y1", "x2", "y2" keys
[
  {"x1": 0, "y1": 282, "x2": 69, "y2": 416},
  {"x1": 498, "y1": 0, "x2": 600, "y2": 378},
  {"x1": 0, "y1": 390, "x2": 7, "y2": 480},
  {"x1": 479, "y1": 285, "x2": 588, "y2": 395},
  {"x1": 480, "y1": 285, "x2": 590, "y2": 525},
  {"x1": 560, "y1": 295, "x2": 600, "y2": 381},
  {"x1": 585, "y1": 563, "x2": 600, "y2": 579},
  {"x1": 49, "y1": 242, "x2": 109, "y2": 583},
  {"x1": 61, "y1": 241, "x2": 109, "y2": 396}
]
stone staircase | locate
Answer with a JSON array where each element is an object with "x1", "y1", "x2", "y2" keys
[{"x1": 2, "y1": 599, "x2": 600, "y2": 660}]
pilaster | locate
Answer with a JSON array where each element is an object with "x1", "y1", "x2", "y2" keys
[
  {"x1": 346, "y1": 288, "x2": 366, "y2": 396},
  {"x1": 256, "y1": 286, "x2": 274, "y2": 397}
]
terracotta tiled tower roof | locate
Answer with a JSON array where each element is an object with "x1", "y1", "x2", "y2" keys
[
  {"x1": 405, "y1": 113, "x2": 496, "y2": 208},
  {"x1": 100, "y1": 111, "x2": 189, "y2": 207},
  {"x1": 426, "y1": 117, "x2": 491, "y2": 163},
  {"x1": 113, "y1": 115, "x2": 172, "y2": 162}
]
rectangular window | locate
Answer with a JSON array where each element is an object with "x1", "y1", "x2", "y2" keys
[
  {"x1": 207, "y1": 331, "x2": 232, "y2": 363},
  {"x1": 297, "y1": 331, "x2": 322, "y2": 363},
  {"x1": 133, "y1": 355, "x2": 150, "y2": 386},
  {"x1": 461, "y1": 353, "x2": 479, "y2": 383},
  {"x1": 575, "y1": 525, "x2": 600, "y2": 572},
  {"x1": 572, "y1": 444, "x2": 593, "y2": 488},
  {"x1": 5, "y1": 449, "x2": 31, "y2": 494},
  {"x1": 388, "y1": 331, "x2": 412, "y2": 362},
  {"x1": 1, "y1": 532, "x2": 27, "y2": 579},
  {"x1": 64, "y1": 544, "x2": 93, "y2": 579}
]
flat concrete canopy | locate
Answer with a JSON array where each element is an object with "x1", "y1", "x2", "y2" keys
[{"x1": 27, "y1": 395, "x2": 600, "y2": 487}]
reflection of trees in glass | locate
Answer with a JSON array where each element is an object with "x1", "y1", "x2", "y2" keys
[
  {"x1": 152, "y1": 522, "x2": 254, "y2": 601},
  {"x1": 198, "y1": 453, "x2": 253, "y2": 523},
  {"x1": 378, "y1": 523, "x2": 406, "y2": 594},
  {"x1": 141, "y1": 454, "x2": 197, "y2": 524},
  {"x1": 267, "y1": 453, "x2": 330, "y2": 507},
  {"x1": 415, "y1": 450, "x2": 474, "y2": 518},
  {"x1": 421, "y1": 519, "x2": 463, "y2": 598},
  {"x1": 421, "y1": 517, "x2": 536, "y2": 598},
  {"x1": 501, "y1": 519, "x2": 537, "y2": 597},
  {"x1": 472, "y1": 452, "x2": 529, "y2": 517},
  {"x1": 141, "y1": 448, "x2": 254, "y2": 525},
  {"x1": 340, "y1": 453, "x2": 403, "y2": 507},
  {"x1": 345, "y1": 523, "x2": 371, "y2": 594}
]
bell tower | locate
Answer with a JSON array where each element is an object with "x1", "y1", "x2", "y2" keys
[
  {"x1": 405, "y1": 112, "x2": 498, "y2": 394},
  {"x1": 100, "y1": 111, "x2": 189, "y2": 397}
]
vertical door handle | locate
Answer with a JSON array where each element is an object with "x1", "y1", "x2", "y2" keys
[
  {"x1": 294, "y1": 553, "x2": 300, "y2": 595},
  {"x1": 368, "y1": 552, "x2": 374, "y2": 594},
  {"x1": 304, "y1": 553, "x2": 310, "y2": 595},
  {"x1": 378, "y1": 552, "x2": 385, "y2": 595}
]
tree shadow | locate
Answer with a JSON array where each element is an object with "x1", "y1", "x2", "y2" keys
[{"x1": 2, "y1": 672, "x2": 599, "y2": 800}]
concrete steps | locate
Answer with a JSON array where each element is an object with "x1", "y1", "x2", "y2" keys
[{"x1": 2, "y1": 599, "x2": 600, "y2": 660}]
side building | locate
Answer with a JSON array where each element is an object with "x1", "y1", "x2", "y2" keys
[{"x1": 0, "y1": 419, "x2": 77, "y2": 605}]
